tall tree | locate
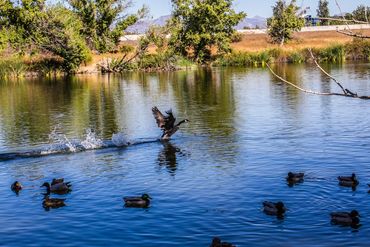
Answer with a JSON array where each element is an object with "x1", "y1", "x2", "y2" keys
[
  {"x1": 68, "y1": 0, "x2": 146, "y2": 53},
  {"x1": 351, "y1": 5, "x2": 370, "y2": 22},
  {"x1": 317, "y1": 0, "x2": 329, "y2": 25},
  {"x1": 267, "y1": 0, "x2": 304, "y2": 45},
  {"x1": 169, "y1": 0, "x2": 246, "y2": 63}
]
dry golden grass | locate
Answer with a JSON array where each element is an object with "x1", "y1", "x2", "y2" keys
[{"x1": 231, "y1": 29, "x2": 370, "y2": 52}]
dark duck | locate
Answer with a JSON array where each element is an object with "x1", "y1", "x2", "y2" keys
[
  {"x1": 209, "y1": 237, "x2": 235, "y2": 247},
  {"x1": 286, "y1": 172, "x2": 304, "y2": 185},
  {"x1": 41, "y1": 178, "x2": 72, "y2": 195},
  {"x1": 152, "y1": 106, "x2": 189, "y2": 140},
  {"x1": 263, "y1": 201, "x2": 286, "y2": 217},
  {"x1": 337, "y1": 173, "x2": 359, "y2": 187},
  {"x1": 330, "y1": 210, "x2": 360, "y2": 227}
]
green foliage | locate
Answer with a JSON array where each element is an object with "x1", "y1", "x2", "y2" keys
[
  {"x1": 68, "y1": 0, "x2": 146, "y2": 53},
  {"x1": 230, "y1": 32, "x2": 243, "y2": 43},
  {"x1": 317, "y1": 0, "x2": 329, "y2": 25},
  {"x1": 137, "y1": 25, "x2": 178, "y2": 70},
  {"x1": 0, "y1": 2, "x2": 91, "y2": 73},
  {"x1": 27, "y1": 55, "x2": 64, "y2": 75},
  {"x1": 351, "y1": 5, "x2": 370, "y2": 22},
  {"x1": 215, "y1": 51, "x2": 271, "y2": 67},
  {"x1": 345, "y1": 38, "x2": 370, "y2": 61},
  {"x1": 38, "y1": 6, "x2": 92, "y2": 72},
  {"x1": 170, "y1": 0, "x2": 246, "y2": 63},
  {"x1": 0, "y1": 0, "x2": 46, "y2": 52},
  {"x1": 313, "y1": 44, "x2": 345, "y2": 62},
  {"x1": 267, "y1": 0, "x2": 304, "y2": 45},
  {"x1": 0, "y1": 57, "x2": 27, "y2": 78},
  {"x1": 288, "y1": 51, "x2": 304, "y2": 63},
  {"x1": 138, "y1": 53, "x2": 177, "y2": 71}
]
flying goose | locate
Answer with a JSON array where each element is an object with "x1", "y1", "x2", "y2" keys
[{"x1": 152, "y1": 106, "x2": 189, "y2": 140}]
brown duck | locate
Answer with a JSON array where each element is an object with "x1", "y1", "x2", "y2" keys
[{"x1": 42, "y1": 196, "x2": 66, "y2": 209}]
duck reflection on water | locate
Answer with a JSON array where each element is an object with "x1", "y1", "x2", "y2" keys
[{"x1": 157, "y1": 141, "x2": 188, "y2": 175}]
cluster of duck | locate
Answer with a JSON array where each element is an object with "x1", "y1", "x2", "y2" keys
[
  {"x1": 262, "y1": 172, "x2": 365, "y2": 228},
  {"x1": 10, "y1": 179, "x2": 151, "y2": 210}
]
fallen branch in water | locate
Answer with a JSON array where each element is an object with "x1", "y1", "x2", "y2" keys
[
  {"x1": 266, "y1": 63, "x2": 370, "y2": 100},
  {"x1": 266, "y1": 63, "x2": 333, "y2": 95},
  {"x1": 308, "y1": 48, "x2": 347, "y2": 95}
]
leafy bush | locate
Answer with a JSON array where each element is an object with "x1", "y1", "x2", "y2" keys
[{"x1": 230, "y1": 32, "x2": 243, "y2": 43}]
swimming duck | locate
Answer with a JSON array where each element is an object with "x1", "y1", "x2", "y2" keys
[
  {"x1": 11, "y1": 181, "x2": 23, "y2": 193},
  {"x1": 123, "y1": 194, "x2": 152, "y2": 208},
  {"x1": 330, "y1": 210, "x2": 360, "y2": 227},
  {"x1": 42, "y1": 196, "x2": 66, "y2": 209},
  {"x1": 41, "y1": 180, "x2": 72, "y2": 194},
  {"x1": 338, "y1": 173, "x2": 359, "y2": 187},
  {"x1": 263, "y1": 201, "x2": 286, "y2": 216},
  {"x1": 209, "y1": 237, "x2": 235, "y2": 247},
  {"x1": 152, "y1": 106, "x2": 189, "y2": 140},
  {"x1": 51, "y1": 178, "x2": 71, "y2": 186},
  {"x1": 368, "y1": 184, "x2": 370, "y2": 193},
  {"x1": 286, "y1": 172, "x2": 304, "y2": 183}
]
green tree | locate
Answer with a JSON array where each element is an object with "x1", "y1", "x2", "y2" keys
[
  {"x1": 351, "y1": 5, "x2": 370, "y2": 22},
  {"x1": 0, "y1": 0, "x2": 46, "y2": 51},
  {"x1": 0, "y1": 1, "x2": 91, "y2": 72},
  {"x1": 39, "y1": 5, "x2": 91, "y2": 72},
  {"x1": 169, "y1": 0, "x2": 246, "y2": 63},
  {"x1": 267, "y1": 0, "x2": 304, "y2": 45},
  {"x1": 317, "y1": 0, "x2": 329, "y2": 25},
  {"x1": 68, "y1": 0, "x2": 146, "y2": 53}
]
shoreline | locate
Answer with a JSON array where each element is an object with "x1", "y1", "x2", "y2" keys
[{"x1": 1, "y1": 29, "x2": 370, "y2": 78}]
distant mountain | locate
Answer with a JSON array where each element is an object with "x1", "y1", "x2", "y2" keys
[
  {"x1": 235, "y1": 16, "x2": 267, "y2": 29},
  {"x1": 126, "y1": 15, "x2": 171, "y2": 34},
  {"x1": 126, "y1": 15, "x2": 266, "y2": 34}
]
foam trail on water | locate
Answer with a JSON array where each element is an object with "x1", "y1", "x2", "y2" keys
[{"x1": 0, "y1": 129, "x2": 160, "y2": 161}]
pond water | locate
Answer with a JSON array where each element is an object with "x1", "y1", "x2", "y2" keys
[{"x1": 0, "y1": 63, "x2": 369, "y2": 246}]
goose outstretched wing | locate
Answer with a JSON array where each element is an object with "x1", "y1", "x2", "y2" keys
[{"x1": 152, "y1": 106, "x2": 166, "y2": 129}]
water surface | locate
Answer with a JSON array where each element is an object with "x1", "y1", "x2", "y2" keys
[{"x1": 0, "y1": 63, "x2": 369, "y2": 246}]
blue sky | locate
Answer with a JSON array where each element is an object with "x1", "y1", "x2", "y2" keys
[{"x1": 132, "y1": 0, "x2": 369, "y2": 18}]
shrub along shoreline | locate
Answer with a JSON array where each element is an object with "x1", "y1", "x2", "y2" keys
[
  {"x1": 214, "y1": 38, "x2": 370, "y2": 67},
  {"x1": 0, "y1": 38, "x2": 369, "y2": 78}
]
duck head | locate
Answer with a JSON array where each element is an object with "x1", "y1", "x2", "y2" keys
[
  {"x1": 351, "y1": 173, "x2": 357, "y2": 180},
  {"x1": 276, "y1": 201, "x2": 286, "y2": 213},
  {"x1": 350, "y1": 210, "x2": 360, "y2": 217},
  {"x1": 41, "y1": 182, "x2": 50, "y2": 188},
  {"x1": 141, "y1": 194, "x2": 152, "y2": 200}
]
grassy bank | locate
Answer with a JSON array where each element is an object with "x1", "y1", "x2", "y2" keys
[
  {"x1": 1, "y1": 36, "x2": 369, "y2": 78},
  {"x1": 215, "y1": 38, "x2": 370, "y2": 67}
]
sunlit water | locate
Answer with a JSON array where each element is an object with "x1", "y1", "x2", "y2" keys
[{"x1": 0, "y1": 63, "x2": 369, "y2": 246}]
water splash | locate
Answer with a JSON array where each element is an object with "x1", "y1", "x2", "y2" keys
[
  {"x1": 0, "y1": 129, "x2": 158, "y2": 161},
  {"x1": 111, "y1": 132, "x2": 130, "y2": 147},
  {"x1": 81, "y1": 129, "x2": 104, "y2": 149},
  {"x1": 46, "y1": 126, "x2": 77, "y2": 153}
]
